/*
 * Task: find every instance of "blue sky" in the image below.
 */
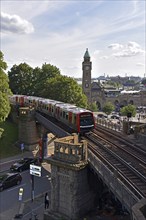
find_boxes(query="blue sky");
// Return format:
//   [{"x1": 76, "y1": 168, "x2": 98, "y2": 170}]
[{"x1": 1, "y1": 0, "x2": 145, "y2": 78}]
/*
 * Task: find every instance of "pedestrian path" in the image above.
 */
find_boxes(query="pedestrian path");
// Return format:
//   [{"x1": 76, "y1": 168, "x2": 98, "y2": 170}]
[{"x1": 22, "y1": 194, "x2": 45, "y2": 220}]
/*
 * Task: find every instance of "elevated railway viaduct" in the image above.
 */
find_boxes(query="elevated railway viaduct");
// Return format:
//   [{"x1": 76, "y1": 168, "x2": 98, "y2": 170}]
[{"x1": 10, "y1": 107, "x2": 146, "y2": 220}]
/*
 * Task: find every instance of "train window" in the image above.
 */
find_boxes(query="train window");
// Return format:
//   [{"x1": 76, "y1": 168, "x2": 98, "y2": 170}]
[
  {"x1": 80, "y1": 115, "x2": 94, "y2": 126},
  {"x1": 66, "y1": 113, "x2": 68, "y2": 120},
  {"x1": 63, "y1": 111, "x2": 65, "y2": 118},
  {"x1": 74, "y1": 115, "x2": 76, "y2": 123}
]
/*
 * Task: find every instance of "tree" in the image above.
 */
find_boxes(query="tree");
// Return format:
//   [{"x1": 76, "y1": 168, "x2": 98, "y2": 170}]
[
  {"x1": 8, "y1": 63, "x2": 61, "y2": 96},
  {"x1": 120, "y1": 104, "x2": 136, "y2": 117},
  {"x1": 88, "y1": 102, "x2": 98, "y2": 112},
  {"x1": 105, "y1": 80, "x2": 122, "y2": 89},
  {"x1": 35, "y1": 63, "x2": 61, "y2": 96},
  {"x1": 102, "y1": 102, "x2": 115, "y2": 115},
  {"x1": 8, "y1": 63, "x2": 33, "y2": 95},
  {"x1": 31, "y1": 67, "x2": 42, "y2": 96},
  {"x1": 41, "y1": 63, "x2": 60, "y2": 79},
  {"x1": 0, "y1": 51, "x2": 12, "y2": 124},
  {"x1": 40, "y1": 75, "x2": 88, "y2": 108},
  {"x1": 141, "y1": 78, "x2": 146, "y2": 85}
]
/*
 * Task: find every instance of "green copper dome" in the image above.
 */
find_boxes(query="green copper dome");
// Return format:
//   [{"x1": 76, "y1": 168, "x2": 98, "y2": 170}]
[{"x1": 84, "y1": 48, "x2": 90, "y2": 58}]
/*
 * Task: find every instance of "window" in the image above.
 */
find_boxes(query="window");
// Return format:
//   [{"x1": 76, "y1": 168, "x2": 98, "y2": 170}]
[{"x1": 66, "y1": 113, "x2": 68, "y2": 120}]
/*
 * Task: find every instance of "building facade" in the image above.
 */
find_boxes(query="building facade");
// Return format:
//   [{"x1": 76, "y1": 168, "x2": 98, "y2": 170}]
[{"x1": 82, "y1": 49, "x2": 146, "y2": 110}]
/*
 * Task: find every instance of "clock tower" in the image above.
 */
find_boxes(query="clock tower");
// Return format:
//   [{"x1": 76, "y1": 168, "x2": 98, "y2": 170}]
[{"x1": 82, "y1": 48, "x2": 92, "y2": 103}]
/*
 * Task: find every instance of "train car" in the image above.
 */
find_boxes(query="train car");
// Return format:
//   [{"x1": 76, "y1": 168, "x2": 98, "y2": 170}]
[
  {"x1": 54, "y1": 102, "x2": 76, "y2": 120},
  {"x1": 9, "y1": 95, "x2": 95, "y2": 133},
  {"x1": 9, "y1": 95, "x2": 25, "y2": 107},
  {"x1": 38, "y1": 99, "x2": 63, "y2": 117},
  {"x1": 24, "y1": 96, "x2": 40, "y2": 108},
  {"x1": 54, "y1": 102, "x2": 95, "y2": 133},
  {"x1": 68, "y1": 107, "x2": 95, "y2": 133}
]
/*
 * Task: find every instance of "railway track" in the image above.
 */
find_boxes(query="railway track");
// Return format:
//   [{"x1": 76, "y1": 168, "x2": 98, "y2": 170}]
[
  {"x1": 95, "y1": 123, "x2": 146, "y2": 153},
  {"x1": 93, "y1": 128, "x2": 146, "y2": 175},
  {"x1": 37, "y1": 112, "x2": 146, "y2": 198},
  {"x1": 84, "y1": 131, "x2": 146, "y2": 199}
]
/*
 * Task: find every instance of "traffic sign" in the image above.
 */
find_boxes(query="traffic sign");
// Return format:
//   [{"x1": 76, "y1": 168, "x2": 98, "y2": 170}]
[
  {"x1": 20, "y1": 143, "x2": 24, "y2": 151},
  {"x1": 30, "y1": 170, "x2": 41, "y2": 177},
  {"x1": 30, "y1": 164, "x2": 41, "y2": 177}
]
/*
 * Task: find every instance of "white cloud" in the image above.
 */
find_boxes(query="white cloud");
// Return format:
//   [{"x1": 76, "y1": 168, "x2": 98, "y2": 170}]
[
  {"x1": 1, "y1": 12, "x2": 34, "y2": 34},
  {"x1": 127, "y1": 41, "x2": 140, "y2": 49},
  {"x1": 108, "y1": 43, "x2": 123, "y2": 50},
  {"x1": 136, "y1": 63, "x2": 144, "y2": 66},
  {"x1": 100, "y1": 56, "x2": 108, "y2": 59},
  {"x1": 110, "y1": 41, "x2": 145, "y2": 58},
  {"x1": 93, "y1": 50, "x2": 100, "y2": 55},
  {"x1": 1, "y1": 0, "x2": 145, "y2": 78}
]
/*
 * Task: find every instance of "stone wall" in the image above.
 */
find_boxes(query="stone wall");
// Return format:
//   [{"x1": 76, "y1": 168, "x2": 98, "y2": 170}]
[
  {"x1": 18, "y1": 107, "x2": 39, "y2": 150},
  {"x1": 45, "y1": 134, "x2": 94, "y2": 220}
]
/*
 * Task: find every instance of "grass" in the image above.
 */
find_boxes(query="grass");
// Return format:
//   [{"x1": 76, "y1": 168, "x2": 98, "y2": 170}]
[{"x1": 0, "y1": 120, "x2": 21, "y2": 159}]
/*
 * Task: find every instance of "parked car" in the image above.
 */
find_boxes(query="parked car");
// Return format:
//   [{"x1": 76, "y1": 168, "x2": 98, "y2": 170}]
[
  {"x1": 0, "y1": 172, "x2": 22, "y2": 192},
  {"x1": 97, "y1": 113, "x2": 108, "y2": 119},
  {"x1": 10, "y1": 157, "x2": 37, "y2": 172},
  {"x1": 111, "y1": 115, "x2": 120, "y2": 120}
]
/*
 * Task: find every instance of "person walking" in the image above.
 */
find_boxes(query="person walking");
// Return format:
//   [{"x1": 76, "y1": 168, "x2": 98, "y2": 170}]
[{"x1": 44, "y1": 192, "x2": 49, "y2": 209}]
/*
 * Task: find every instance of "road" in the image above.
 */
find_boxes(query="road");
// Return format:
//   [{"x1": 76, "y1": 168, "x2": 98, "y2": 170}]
[{"x1": 0, "y1": 161, "x2": 51, "y2": 220}]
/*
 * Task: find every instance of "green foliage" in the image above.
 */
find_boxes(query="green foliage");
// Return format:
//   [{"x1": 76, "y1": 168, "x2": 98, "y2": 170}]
[
  {"x1": 8, "y1": 61, "x2": 87, "y2": 108},
  {"x1": 104, "y1": 80, "x2": 122, "y2": 89},
  {"x1": 141, "y1": 78, "x2": 146, "y2": 85},
  {"x1": 8, "y1": 63, "x2": 33, "y2": 95},
  {"x1": 0, "y1": 120, "x2": 20, "y2": 158},
  {"x1": 120, "y1": 104, "x2": 136, "y2": 117},
  {"x1": 102, "y1": 102, "x2": 115, "y2": 115},
  {"x1": 41, "y1": 63, "x2": 60, "y2": 79},
  {"x1": 0, "y1": 51, "x2": 12, "y2": 123},
  {"x1": 40, "y1": 75, "x2": 88, "y2": 108},
  {"x1": 0, "y1": 127, "x2": 4, "y2": 138},
  {"x1": 35, "y1": 63, "x2": 61, "y2": 96},
  {"x1": 8, "y1": 63, "x2": 61, "y2": 96},
  {"x1": 88, "y1": 102, "x2": 98, "y2": 112}
]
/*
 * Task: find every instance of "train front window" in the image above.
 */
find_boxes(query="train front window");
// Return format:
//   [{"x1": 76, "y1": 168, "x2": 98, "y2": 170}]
[{"x1": 80, "y1": 116, "x2": 94, "y2": 126}]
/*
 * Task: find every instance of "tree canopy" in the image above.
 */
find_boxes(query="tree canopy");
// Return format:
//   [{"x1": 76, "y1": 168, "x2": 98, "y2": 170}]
[
  {"x1": 8, "y1": 62, "x2": 87, "y2": 108},
  {"x1": 120, "y1": 104, "x2": 136, "y2": 117},
  {"x1": 8, "y1": 63, "x2": 61, "y2": 96},
  {"x1": 40, "y1": 75, "x2": 88, "y2": 108},
  {"x1": 102, "y1": 102, "x2": 115, "y2": 115},
  {"x1": 0, "y1": 51, "x2": 12, "y2": 123},
  {"x1": 8, "y1": 63, "x2": 33, "y2": 95},
  {"x1": 88, "y1": 102, "x2": 98, "y2": 112},
  {"x1": 141, "y1": 78, "x2": 146, "y2": 85}
]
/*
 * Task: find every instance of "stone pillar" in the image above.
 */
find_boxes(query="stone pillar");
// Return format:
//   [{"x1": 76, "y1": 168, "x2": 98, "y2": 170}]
[
  {"x1": 122, "y1": 120, "x2": 129, "y2": 134},
  {"x1": 44, "y1": 134, "x2": 94, "y2": 220},
  {"x1": 18, "y1": 107, "x2": 39, "y2": 150}
]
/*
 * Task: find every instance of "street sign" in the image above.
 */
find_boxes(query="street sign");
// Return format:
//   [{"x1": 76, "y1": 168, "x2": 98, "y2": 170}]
[
  {"x1": 30, "y1": 164, "x2": 41, "y2": 177},
  {"x1": 30, "y1": 170, "x2": 41, "y2": 177},
  {"x1": 20, "y1": 143, "x2": 24, "y2": 151}
]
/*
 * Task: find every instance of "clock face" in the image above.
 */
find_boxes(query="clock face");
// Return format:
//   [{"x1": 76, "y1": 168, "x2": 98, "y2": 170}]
[
  {"x1": 85, "y1": 66, "x2": 89, "y2": 70},
  {"x1": 85, "y1": 83, "x2": 89, "y2": 88}
]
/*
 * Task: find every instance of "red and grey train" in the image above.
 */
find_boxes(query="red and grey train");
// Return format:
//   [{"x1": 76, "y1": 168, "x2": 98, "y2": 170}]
[{"x1": 9, "y1": 95, "x2": 95, "y2": 133}]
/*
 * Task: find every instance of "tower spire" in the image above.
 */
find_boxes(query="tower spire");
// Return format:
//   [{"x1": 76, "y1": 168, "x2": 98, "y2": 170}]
[{"x1": 84, "y1": 48, "x2": 90, "y2": 59}]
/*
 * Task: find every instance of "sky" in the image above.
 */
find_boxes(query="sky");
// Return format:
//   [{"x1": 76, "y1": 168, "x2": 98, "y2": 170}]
[{"x1": 1, "y1": 0, "x2": 146, "y2": 78}]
